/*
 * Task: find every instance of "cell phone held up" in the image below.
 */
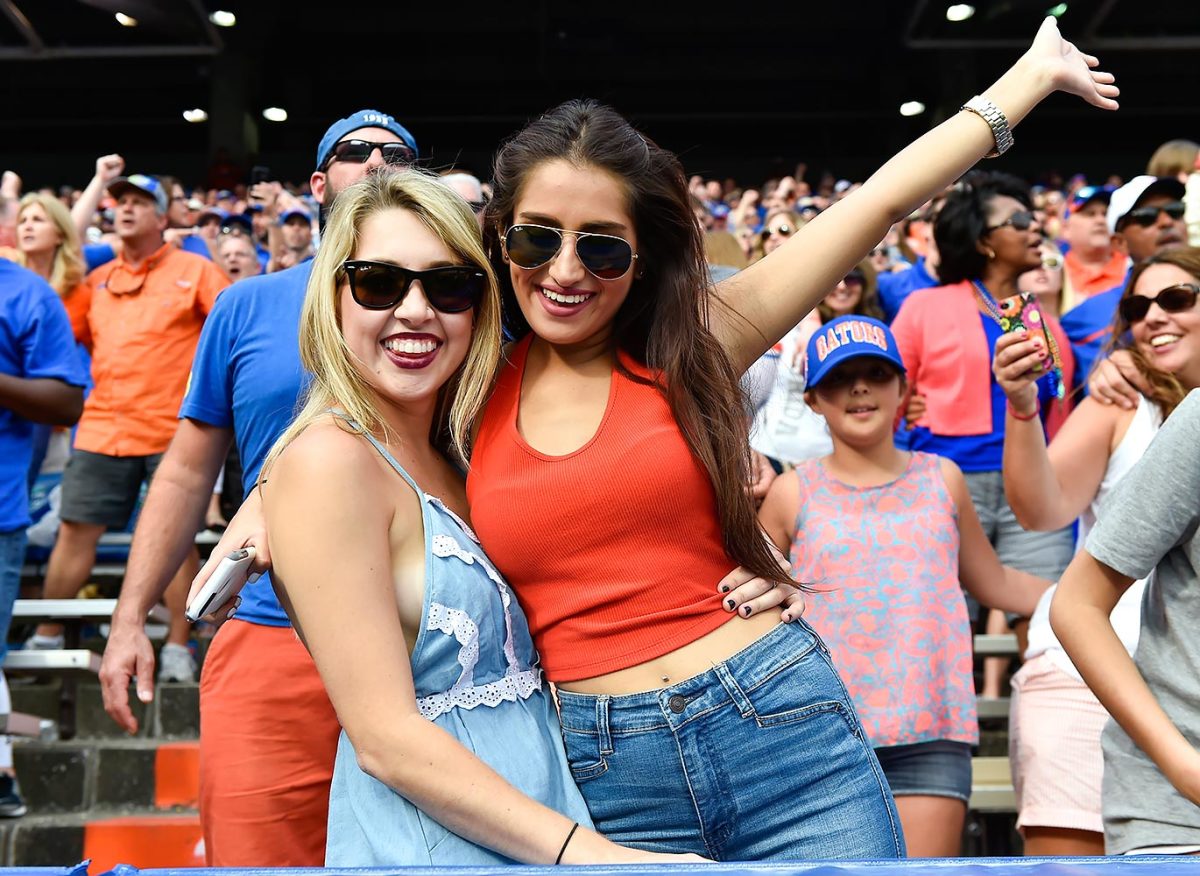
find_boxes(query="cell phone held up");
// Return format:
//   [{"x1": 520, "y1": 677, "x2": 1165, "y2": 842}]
[
  {"x1": 995, "y1": 292, "x2": 1060, "y2": 376},
  {"x1": 185, "y1": 547, "x2": 257, "y2": 623}
]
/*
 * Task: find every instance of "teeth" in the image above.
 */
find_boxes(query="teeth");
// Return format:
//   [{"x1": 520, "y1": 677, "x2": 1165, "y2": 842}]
[
  {"x1": 384, "y1": 338, "x2": 438, "y2": 354},
  {"x1": 1150, "y1": 335, "x2": 1180, "y2": 347},
  {"x1": 541, "y1": 288, "x2": 591, "y2": 305}
]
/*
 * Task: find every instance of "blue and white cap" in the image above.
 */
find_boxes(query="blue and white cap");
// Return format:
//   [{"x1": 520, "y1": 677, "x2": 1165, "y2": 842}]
[
  {"x1": 804, "y1": 315, "x2": 906, "y2": 389},
  {"x1": 316, "y1": 109, "x2": 419, "y2": 171},
  {"x1": 107, "y1": 174, "x2": 168, "y2": 214}
]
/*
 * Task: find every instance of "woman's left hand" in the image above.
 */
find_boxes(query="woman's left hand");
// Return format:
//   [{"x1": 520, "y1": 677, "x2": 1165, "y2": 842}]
[
  {"x1": 1025, "y1": 17, "x2": 1119, "y2": 110},
  {"x1": 718, "y1": 556, "x2": 805, "y2": 622}
]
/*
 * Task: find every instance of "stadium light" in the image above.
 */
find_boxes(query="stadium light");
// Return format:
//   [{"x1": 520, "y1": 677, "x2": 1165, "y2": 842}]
[
  {"x1": 899, "y1": 101, "x2": 926, "y2": 117},
  {"x1": 945, "y1": 4, "x2": 975, "y2": 22},
  {"x1": 262, "y1": 107, "x2": 288, "y2": 123},
  {"x1": 209, "y1": 11, "x2": 237, "y2": 27},
  {"x1": 115, "y1": 12, "x2": 138, "y2": 26},
  {"x1": 183, "y1": 109, "x2": 208, "y2": 123}
]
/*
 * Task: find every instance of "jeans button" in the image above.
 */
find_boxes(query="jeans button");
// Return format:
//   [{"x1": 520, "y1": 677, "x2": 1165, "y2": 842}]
[{"x1": 668, "y1": 694, "x2": 687, "y2": 714}]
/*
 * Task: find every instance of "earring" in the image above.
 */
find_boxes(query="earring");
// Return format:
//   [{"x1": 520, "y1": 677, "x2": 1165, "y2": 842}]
[{"x1": 986, "y1": 248, "x2": 996, "y2": 260}]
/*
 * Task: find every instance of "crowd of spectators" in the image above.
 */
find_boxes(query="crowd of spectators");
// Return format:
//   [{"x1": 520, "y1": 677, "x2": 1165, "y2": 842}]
[{"x1": 1, "y1": 114, "x2": 1199, "y2": 861}]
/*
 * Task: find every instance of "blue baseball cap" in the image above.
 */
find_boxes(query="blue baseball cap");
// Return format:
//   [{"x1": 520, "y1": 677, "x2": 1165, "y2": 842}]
[
  {"x1": 1070, "y1": 184, "x2": 1115, "y2": 213},
  {"x1": 107, "y1": 174, "x2": 168, "y2": 214},
  {"x1": 805, "y1": 315, "x2": 906, "y2": 389},
  {"x1": 279, "y1": 207, "x2": 312, "y2": 225},
  {"x1": 316, "y1": 109, "x2": 418, "y2": 172},
  {"x1": 219, "y1": 213, "x2": 254, "y2": 235}
]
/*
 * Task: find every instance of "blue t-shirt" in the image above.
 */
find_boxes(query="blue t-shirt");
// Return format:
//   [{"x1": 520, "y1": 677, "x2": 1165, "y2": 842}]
[
  {"x1": 877, "y1": 257, "x2": 938, "y2": 324},
  {"x1": 1060, "y1": 270, "x2": 1129, "y2": 391},
  {"x1": 83, "y1": 243, "x2": 115, "y2": 273},
  {"x1": 0, "y1": 262, "x2": 88, "y2": 532},
  {"x1": 908, "y1": 314, "x2": 1057, "y2": 472},
  {"x1": 180, "y1": 236, "x2": 211, "y2": 260},
  {"x1": 178, "y1": 259, "x2": 312, "y2": 626}
]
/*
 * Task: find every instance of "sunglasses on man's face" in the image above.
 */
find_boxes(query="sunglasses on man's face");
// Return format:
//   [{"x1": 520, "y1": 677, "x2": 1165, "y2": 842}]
[
  {"x1": 985, "y1": 210, "x2": 1037, "y2": 233},
  {"x1": 1118, "y1": 282, "x2": 1200, "y2": 325},
  {"x1": 321, "y1": 140, "x2": 416, "y2": 172},
  {"x1": 1122, "y1": 201, "x2": 1186, "y2": 229},
  {"x1": 342, "y1": 260, "x2": 485, "y2": 314},
  {"x1": 502, "y1": 223, "x2": 637, "y2": 281}
]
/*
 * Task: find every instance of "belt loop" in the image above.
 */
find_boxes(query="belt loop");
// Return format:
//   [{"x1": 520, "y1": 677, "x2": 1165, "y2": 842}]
[
  {"x1": 596, "y1": 695, "x2": 613, "y2": 756},
  {"x1": 713, "y1": 662, "x2": 753, "y2": 718}
]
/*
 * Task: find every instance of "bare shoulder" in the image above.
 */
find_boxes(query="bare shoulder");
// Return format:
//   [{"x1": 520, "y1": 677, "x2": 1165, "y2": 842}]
[
  {"x1": 936, "y1": 454, "x2": 967, "y2": 504},
  {"x1": 269, "y1": 419, "x2": 386, "y2": 504}
]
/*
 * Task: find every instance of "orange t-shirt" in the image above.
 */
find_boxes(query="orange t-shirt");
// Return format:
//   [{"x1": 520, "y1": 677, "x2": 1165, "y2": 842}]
[
  {"x1": 1064, "y1": 249, "x2": 1129, "y2": 304},
  {"x1": 75, "y1": 243, "x2": 228, "y2": 456},
  {"x1": 467, "y1": 335, "x2": 738, "y2": 682}
]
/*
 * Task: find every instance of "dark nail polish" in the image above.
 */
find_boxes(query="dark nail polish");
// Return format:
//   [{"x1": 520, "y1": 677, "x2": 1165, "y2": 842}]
[
  {"x1": 743, "y1": 606, "x2": 752, "y2": 616},
  {"x1": 720, "y1": 585, "x2": 730, "y2": 593},
  {"x1": 726, "y1": 599, "x2": 736, "y2": 610}
]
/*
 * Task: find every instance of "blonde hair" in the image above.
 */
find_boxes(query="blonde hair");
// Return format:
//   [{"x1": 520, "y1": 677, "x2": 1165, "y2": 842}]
[
  {"x1": 16, "y1": 193, "x2": 84, "y2": 295},
  {"x1": 1146, "y1": 139, "x2": 1200, "y2": 180},
  {"x1": 264, "y1": 170, "x2": 501, "y2": 478}
]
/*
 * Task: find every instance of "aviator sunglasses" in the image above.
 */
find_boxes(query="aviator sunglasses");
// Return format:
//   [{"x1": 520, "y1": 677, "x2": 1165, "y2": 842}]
[
  {"x1": 1122, "y1": 201, "x2": 1186, "y2": 228},
  {"x1": 321, "y1": 140, "x2": 416, "y2": 172},
  {"x1": 1118, "y1": 282, "x2": 1200, "y2": 325},
  {"x1": 502, "y1": 223, "x2": 638, "y2": 281},
  {"x1": 342, "y1": 260, "x2": 486, "y2": 314}
]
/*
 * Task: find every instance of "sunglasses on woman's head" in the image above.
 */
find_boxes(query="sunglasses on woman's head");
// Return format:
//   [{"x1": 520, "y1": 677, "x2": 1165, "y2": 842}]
[
  {"x1": 1118, "y1": 282, "x2": 1200, "y2": 325},
  {"x1": 321, "y1": 140, "x2": 416, "y2": 172},
  {"x1": 342, "y1": 260, "x2": 485, "y2": 314},
  {"x1": 762, "y1": 223, "x2": 796, "y2": 240},
  {"x1": 502, "y1": 224, "x2": 637, "y2": 281},
  {"x1": 985, "y1": 210, "x2": 1036, "y2": 233}
]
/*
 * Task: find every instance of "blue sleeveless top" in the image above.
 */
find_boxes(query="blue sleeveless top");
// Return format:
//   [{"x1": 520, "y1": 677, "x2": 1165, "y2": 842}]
[{"x1": 323, "y1": 417, "x2": 594, "y2": 866}]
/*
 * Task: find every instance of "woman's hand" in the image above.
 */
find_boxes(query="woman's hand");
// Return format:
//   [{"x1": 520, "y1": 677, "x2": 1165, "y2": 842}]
[
  {"x1": 187, "y1": 487, "x2": 272, "y2": 623},
  {"x1": 1088, "y1": 350, "x2": 1147, "y2": 409},
  {"x1": 717, "y1": 553, "x2": 805, "y2": 623},
  {"x1": 992, "y1": 330, "x2": 1044, "y2": 415},
  {"x1": 1024, "y1": 17, "x2": 1119, "y2": 110}
]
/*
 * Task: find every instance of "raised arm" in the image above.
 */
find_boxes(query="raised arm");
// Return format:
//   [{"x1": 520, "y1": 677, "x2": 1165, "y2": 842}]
[
  {"x1": 71, "y1": 154, "x2": 125, "y2": 243},
  {"x1": 712, "y1": 18, "x2": 1118, "y2": 372},
  {"x1": 265, "y1": 429, "x2": 682, "y2": 865},
  {"x1": 941, "y1": 457, "x2": 1049, "y2": 616},
  {"x1": 994, "y1": 330, "x2": 1117, "y2": 530}
]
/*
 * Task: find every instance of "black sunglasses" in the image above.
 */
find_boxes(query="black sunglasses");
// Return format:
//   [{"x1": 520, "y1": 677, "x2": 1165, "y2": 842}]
[
  {"x1": 762, "y1": 223, "x2": 796, "y2": 240},
  {"x1": 342, "y1": 260, "x2": 485, "y2": 314},
  {"x1": 321, "y1": 140, "x2": 416, "y2": 172},
  {"x1": 1122, "y1": 201, "x2": 1186, "y2": 229},
  {"x1": 502, "y1": 223, "x2": 637, "y2": 281},
  {"x1": 985, "y1": 210, "x2": 1037, "y2": 233},
  {"x1": 1118, "y1": 282, "x2": 1200, "y2": 324}
]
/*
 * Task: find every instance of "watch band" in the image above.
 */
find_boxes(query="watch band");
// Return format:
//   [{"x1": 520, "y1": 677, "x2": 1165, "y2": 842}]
[{"x1": 961, "y1": 94, "x2": 1014, "y2": 158}]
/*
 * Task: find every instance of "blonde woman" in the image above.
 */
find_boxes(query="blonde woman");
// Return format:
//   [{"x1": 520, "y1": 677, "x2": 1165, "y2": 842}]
[
  {"x1": 5, "y1": 193, "x2": 89, "y2": 341},
  {"x1": 256, "y1": 170, "x2": 700, "y2": 867}
]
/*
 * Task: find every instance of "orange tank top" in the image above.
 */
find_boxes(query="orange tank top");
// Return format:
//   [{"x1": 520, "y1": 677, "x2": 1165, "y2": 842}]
[{"x1": 467, "y1": 334, "x2": 737, "y2": 682}]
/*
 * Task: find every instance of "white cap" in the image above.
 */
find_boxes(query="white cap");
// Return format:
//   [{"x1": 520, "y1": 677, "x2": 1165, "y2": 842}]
[{"x1": 1107, "y1": 175, "x2": 1186, "y2": 234}]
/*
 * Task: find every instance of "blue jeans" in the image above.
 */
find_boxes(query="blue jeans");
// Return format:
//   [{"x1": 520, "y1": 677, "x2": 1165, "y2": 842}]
[
  {"x1": 0, "y1": 529, "x2": 26, "y2": 663},
  {"x1": 555, "y1": 620, "x2": 905, "y2": 860}
]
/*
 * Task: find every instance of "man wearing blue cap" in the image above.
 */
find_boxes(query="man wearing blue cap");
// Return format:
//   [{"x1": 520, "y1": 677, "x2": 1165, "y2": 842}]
[{"x1": 99, "y1": 109, "x2": 419, "y2": 865}]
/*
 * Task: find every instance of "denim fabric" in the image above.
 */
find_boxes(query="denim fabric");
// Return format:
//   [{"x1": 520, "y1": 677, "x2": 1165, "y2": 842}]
[
  {"x1": 556, "y1": 620, "x2": 905, "y2": 861},
  {"x1": 0, "y1": 529, "x2": 26, "y2": 663},
  {"x1": 873, "y1": 739, "x2": 972, "y2": 803}
]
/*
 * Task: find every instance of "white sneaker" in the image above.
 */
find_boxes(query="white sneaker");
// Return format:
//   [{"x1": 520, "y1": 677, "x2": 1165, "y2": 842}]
[
  {"x1": 24, "y1": 634, "x2": 64, "y2": 651},
  {"x1": 157, "y1": 643, "x2": 196, "y2": 683}
]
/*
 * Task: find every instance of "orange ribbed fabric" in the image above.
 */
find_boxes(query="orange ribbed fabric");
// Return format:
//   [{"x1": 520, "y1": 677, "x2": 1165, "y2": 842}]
[{"x1": 468, "y1": 335, "x2": 736, "y2": 682}]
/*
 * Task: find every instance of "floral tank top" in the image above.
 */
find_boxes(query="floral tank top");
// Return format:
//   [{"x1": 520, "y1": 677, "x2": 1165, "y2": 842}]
[{"x1": 789, "y1": 452, "x2": 977, "y2": 747}]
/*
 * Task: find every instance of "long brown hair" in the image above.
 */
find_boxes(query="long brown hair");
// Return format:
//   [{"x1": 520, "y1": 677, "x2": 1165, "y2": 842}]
[
  {"x1": 1107, "y1": 246, "x2": 1200, "y2": 420},
  {"x1": 483, "y1": 99, "x2": 790, "y2": 587}
]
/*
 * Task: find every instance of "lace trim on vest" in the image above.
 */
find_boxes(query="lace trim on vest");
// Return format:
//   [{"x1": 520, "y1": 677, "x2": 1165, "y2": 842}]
[
  {"x1": 427, "y1": 602, "x2": 479, "y2": 690},
  {"x1": 431, "y1": 534, "x2": 520, "y2": 674},
  {"x1": 415, "y1": 667, "x2": 542, "y2": 721},
  {"x1": 428, "y1": 496, "x2": 481, "y2": 544}
]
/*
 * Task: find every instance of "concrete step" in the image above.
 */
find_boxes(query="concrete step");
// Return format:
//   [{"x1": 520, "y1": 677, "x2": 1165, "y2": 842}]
[
  {"x1": 2, "y1": 811, "x2": 204, "y2": 868},
  {"x1": 13, "y1": 738, "x2": 199, "y2": 815},
  {"x1": 10, "y1": 680, "x2": 198, "y2": 741}
]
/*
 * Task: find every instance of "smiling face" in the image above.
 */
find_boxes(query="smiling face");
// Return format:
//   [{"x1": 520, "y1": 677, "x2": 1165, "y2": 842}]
[
  {"x1": 506, "y1": 159, "x2": 638, "y2": 352},
  {"x1": 823, "y1": 272, "x2": 865, "y2": 318},
  {"x1": 981, "y1": 194, "x2": 1043, "y2": 274},
  {"x1": 807, "y1": 358, "x2": 905, "y2": 449},
  {"x1": 16, "y1": 202, "x2": 62, "y2": 257},
  {"x1": 339, "y1": 207, "x2": 475, "y2": 409},
  {"x1": 1126, "y1": 262, "x2": 1200, "y2": 390}
]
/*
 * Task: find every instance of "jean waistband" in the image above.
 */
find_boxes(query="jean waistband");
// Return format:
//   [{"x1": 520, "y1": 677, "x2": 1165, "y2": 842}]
[{"x1": 556, "y1": 619, "x2": 827, "y2": 734}]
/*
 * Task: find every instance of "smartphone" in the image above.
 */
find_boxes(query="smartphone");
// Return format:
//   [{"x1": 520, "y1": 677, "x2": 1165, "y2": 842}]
[
  {"x1": 996, "y1": 292, "x2": 1060, "y2": 374},
  {"x1": 249, "y1": 165, "x2": 272, "y2": 186},
  {"x1": 185, "y1": 547, "x2": 257, "y2": 622}
]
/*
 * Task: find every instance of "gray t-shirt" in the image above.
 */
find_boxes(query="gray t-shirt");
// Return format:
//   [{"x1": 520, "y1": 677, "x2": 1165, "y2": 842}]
[{"x1": 1086, "y1": 388, "x2": 1200, "y2": 854}]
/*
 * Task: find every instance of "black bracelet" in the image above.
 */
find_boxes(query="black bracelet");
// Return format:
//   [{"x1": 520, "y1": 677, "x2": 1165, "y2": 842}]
[{"x1": 555, "y1": 821, "x2": 580, "y2": 865}]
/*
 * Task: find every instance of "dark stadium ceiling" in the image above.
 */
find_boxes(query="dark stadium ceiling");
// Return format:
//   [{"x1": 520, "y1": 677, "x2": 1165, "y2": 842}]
[{"x1": 1, "y1": 0, "x2": 1198, "y2": 186}]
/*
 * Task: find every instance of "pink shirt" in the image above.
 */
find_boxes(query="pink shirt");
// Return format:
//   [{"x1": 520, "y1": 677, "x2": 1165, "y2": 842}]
[{"x1": 789, "y1": 453, "x2": 977, "y2": 747}]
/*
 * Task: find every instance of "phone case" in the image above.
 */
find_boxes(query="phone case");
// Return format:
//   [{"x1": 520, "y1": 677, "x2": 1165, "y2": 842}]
[{"x1": 996, "y1": 292, "x2": 1060, "y2": 374}]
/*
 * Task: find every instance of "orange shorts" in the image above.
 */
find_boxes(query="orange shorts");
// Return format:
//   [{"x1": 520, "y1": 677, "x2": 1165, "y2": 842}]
[{"x1": 199, "y1": 619, "x2": 340, "y2": 865}]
